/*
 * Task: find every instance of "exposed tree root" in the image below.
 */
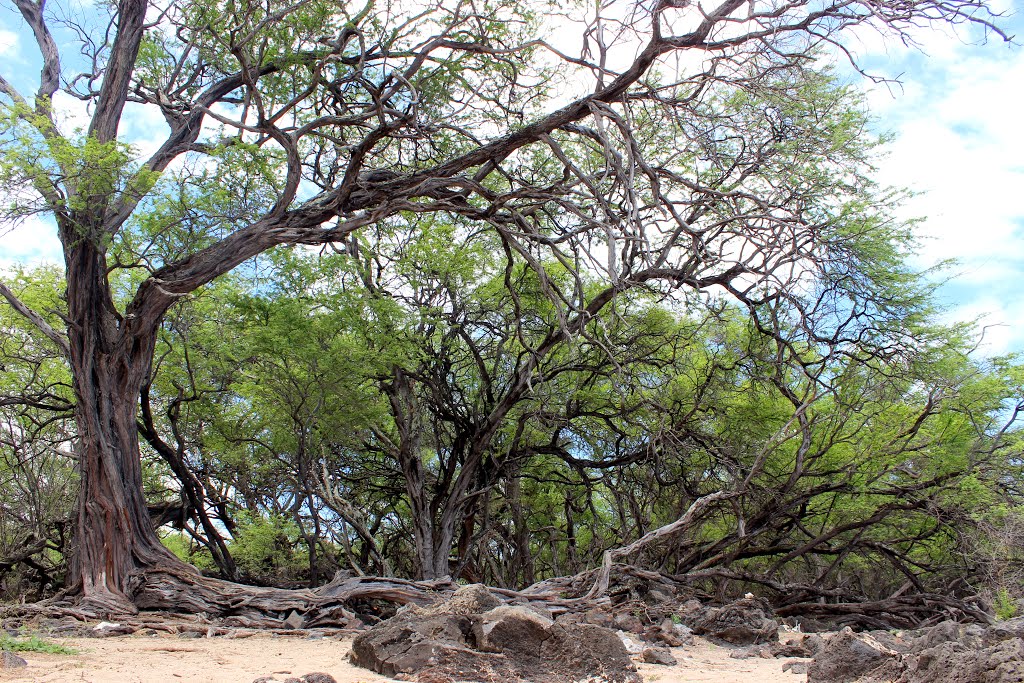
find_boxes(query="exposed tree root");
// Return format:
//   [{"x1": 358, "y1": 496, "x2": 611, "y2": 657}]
[
  {"x1": 2, "y1": 565, "x2": 458, "y2": 630},
  {"x1": 0, "y1": 560, "x2": 994, "y2": 634}
]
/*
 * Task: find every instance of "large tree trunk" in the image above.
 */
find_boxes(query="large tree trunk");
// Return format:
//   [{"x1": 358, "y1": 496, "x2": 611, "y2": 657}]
[{"x1": 64, "y1": 239, "x2": 187, "y2": 612}]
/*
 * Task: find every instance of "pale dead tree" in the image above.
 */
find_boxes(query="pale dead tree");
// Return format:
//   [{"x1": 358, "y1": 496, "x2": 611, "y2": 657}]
[{"x1": 0, "y1": 0, "x2": 1007, "y2": 621}]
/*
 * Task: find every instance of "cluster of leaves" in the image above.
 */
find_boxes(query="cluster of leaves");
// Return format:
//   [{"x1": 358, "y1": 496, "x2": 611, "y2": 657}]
[
  {"x1": 0, "y1": 631, "x2": 77, "y2": 655},
  {"x1": 0, "y1": 0, "x2": 1018, "y2": 612},
  {"x1": 0, "y1": 267, "x2": 74, "y2": 600},
  {"x1": 107, "y1": 213, "x2": 1024, "y2": 595}
]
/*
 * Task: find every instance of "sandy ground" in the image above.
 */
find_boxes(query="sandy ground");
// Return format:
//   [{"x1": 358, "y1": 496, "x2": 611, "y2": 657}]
[{"x1": 0, "y1": 634, "x2": 808, "y2": 683}]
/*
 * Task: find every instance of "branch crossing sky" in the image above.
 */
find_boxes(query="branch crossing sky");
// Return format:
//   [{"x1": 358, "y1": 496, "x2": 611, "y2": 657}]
[{"x1": 0, "y1": 2, "x2": 1021, "y2": 354}]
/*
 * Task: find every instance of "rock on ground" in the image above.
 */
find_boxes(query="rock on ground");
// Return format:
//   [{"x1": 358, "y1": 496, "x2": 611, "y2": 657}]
[
  {"x1": 350, "y1": 584, "x2": 641, "y2": 683},
  {"x1": 808, "y1": 619, "x2": 1024, "y2": 683},
  {"x1": 640, "y1": 646, "x2": 678, "y2": 666},
  {"x1": 1, "y1": 651, "x2": 28, "y2": 669},
  {"x1": 807, "y1": 628, "x2": 901, "y2": 683},
  {"x1": 254, "y1": 674, "x2": 337, "y2": 683},
  {"x1": 902, "y1": 636, "x2": 1024, "y2": 683},
  {"x1": 682, "y1": 597, "x2": 780, "y2": 645}
]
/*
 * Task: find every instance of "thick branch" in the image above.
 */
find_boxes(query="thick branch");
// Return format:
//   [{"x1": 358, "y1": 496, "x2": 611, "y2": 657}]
[
  {"x1": 0, "y1": 280, "x2": 70, "y2": 357},
  {"x1": 585, "y1": 490, "x2": 734, "y2": 599}
]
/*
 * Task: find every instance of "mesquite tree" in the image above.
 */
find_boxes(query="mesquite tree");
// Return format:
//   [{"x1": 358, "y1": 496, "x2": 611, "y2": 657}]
[{"x1": 0, "y1": 0, "x2": 1007, "y2": 616}]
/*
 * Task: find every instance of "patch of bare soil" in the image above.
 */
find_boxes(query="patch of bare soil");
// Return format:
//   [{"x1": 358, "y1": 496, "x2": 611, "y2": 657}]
[{"x1": 0, "y1": 634, "x2": 809, "y2": 683}]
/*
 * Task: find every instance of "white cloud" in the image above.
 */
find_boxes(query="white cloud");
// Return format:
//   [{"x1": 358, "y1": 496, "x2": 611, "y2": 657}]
[
  {"x1": 0, "y1": 215, "x2": 63, "y2": 270},
  {"x1": 50, "y1": 90, "x2": 93, "y2": 137},
  {"x1": 120, "y1": 101, "x2": 172, "y2": 161},
  {"x1": 0, "y1": 29, "x2": 18, "y2": 57},
  {"x1": 847, "y1": 22, "x2": 1024, "y2": 354}
]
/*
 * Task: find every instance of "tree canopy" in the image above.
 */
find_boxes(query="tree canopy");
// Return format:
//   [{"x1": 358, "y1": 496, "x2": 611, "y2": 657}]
[{"x1": 0, "y1": 0, "x2": 1019, "y2": 625}]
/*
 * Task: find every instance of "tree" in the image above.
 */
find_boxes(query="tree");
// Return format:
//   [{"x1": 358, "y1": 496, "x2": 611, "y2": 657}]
[
  {"x1": 0, "y1": 0, "x2": 1007, "y2": 617},
  {"x1": 0, "y1": 267, "x2": 75, "y2": 598}
]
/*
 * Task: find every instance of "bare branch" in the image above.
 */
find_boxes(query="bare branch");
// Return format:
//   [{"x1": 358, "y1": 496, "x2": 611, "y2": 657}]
[{"x1": 0, "y1": 280, "x2": 70, "y2": 358}]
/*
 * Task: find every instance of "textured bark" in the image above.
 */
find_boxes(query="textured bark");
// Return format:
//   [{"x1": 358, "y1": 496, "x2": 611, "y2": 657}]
[
  {"x1": 2, "y1": 0, "x2": 1009, "y2": 623},
  {"x1": 64, "y1": 236, "x2": 184, "y2": 612},
  {"x1": 138, "y1": 385, "x2": 239, "y2": 580},
  {"x1": 126, "y1": 569, "x2": 453, "y2": 627}
]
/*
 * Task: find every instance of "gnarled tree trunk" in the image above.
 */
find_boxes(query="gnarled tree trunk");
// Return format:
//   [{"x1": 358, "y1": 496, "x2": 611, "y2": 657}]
[{"x1": 64, "y1": 238, "x2": 187, "y2": 612}]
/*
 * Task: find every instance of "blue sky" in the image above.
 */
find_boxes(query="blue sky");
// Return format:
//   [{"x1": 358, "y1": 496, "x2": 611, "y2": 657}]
[
  {"x1": 841, "y1": 8, "x2": 1024, "y2": 356},
  {"x1": 1, "y1": 3, "x2": 1022, "y2": 355}
]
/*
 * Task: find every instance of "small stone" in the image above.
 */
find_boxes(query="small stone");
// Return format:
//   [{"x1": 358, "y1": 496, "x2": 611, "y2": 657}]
[
  {"x1": 641, "y1": 647, "x2": 678, "y2": 666},
  {"x1": 729, "y1": 644, "x2": 771, "y2": 659},
  {"x1": 783, "y1": 660, "x2": 809, "y2": 675},
  {"x1": 300, "y1": 674, "x2": 337, "y2": 683},
  {"x1": 771, "y1": 641, "x2": 813, "y2": 658},
  {"x1": 283, "y1": 611, "x2": 304, "y2": 630},
  {"x1": 91, "y1": 621, "x2": 135, "y2": 636},
  {"x1": 618, "y1": 631, "x2": 645, "y2": 654},
  {"x1": 648, "y1": 620, "x2": 693, "y2": 647},
  {"x1": 583, "y1": 609, "x2": 614, "y2": 628},
  {"x1": 680, "y1": 599, "x2": 703, "y2": 614},
  {"x1": 1, "y1": 651, "x2": 28, "y2": 669},
  {"x1": 673, "y1": 622, "x2": 694, "y2": 637},
  {"x1": 613, "y1": 612, "x2": 644, "y2": 634}
]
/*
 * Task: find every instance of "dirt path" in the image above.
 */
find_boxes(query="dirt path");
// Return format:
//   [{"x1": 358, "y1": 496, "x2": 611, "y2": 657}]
[{"x1": 0, "y1": 634, "x2": 808, "y2": 683}]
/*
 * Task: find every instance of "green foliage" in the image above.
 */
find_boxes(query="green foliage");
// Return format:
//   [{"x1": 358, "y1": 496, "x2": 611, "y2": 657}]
[
  {"x1": 0, "y1": 266, "x2": 75, "y2": 599},
  {"x1": 1, "y1": 0, "x2": 1019, "y2": 604},
  {"x1": 161, "y1": 532, "x2": 216, "y2": 573},
  {"x1": 228, "y1": 513, "x2": 303, "y2": 580},
  {"x1": 0, "y1": 632, "x2": 77, "y2": 655},
  {"x1": 995, "y1": 588, "x2": 1019, "y2": 621}
]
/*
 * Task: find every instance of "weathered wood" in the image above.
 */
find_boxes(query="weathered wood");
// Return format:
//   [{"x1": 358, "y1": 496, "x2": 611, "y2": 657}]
[{"x1": 585, "y1": 491, "x2": 733, "y2": 600}]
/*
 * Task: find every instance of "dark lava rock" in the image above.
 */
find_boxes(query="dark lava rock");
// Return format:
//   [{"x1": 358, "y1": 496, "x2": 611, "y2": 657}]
[
  {"x1": 474, "y1": 605, "x2": 554, "y2": 653},
  {"x1": 646, "y1": 619, "x2": 693, "y2": 647},
  {"x1": 259, "y1": 675, "x2": 337, "y2": 683},
  {"x1": 683, "y1": 598, "x2": 779, "y2": 645},
  {"x1": 802, "y1": 633, "x2": 827, "y2": 656},
  {"x1": 783, "y1": 660, "x2": 809, "y2": 675},
  {"x1": 297, "y1": 674, "x2": 338, "y2": 683},
  {"x1": 646, "y1": 589, "x2": 674, "y2": 605},
  {"x1": 987, "y1": 618, "x2": 1024, "y2": 646},
  {"x1": 350, "y1": 610, "x2": 477, "y2": 677},
  {"x1": 897, "y1": 620, "x2": 986, "y2": 653},
  {"x1": 1, "y1": 651, "x2": 28, "y2": 669},
  {"x1": 903, "y1": 638, "x2": 1024, "y2": 683},
  {"x1": 613, "y1": 612, "x2": 645, "y2": 634},
  {"x1": 641, "y1": 646, "x2": 678, "y2": 666},
  {"x1": 350, "y1": 585, "x2": 641, "y2": 683},
  {"x1": 771, "y1": 640, "x2": 814, "y2": 658},
  {"x1": 807, "y1": 628, "x2": 900, "y2": 683},
  {"x1": 808, "y1": 619, "x2": 1024, "y2": 683}
]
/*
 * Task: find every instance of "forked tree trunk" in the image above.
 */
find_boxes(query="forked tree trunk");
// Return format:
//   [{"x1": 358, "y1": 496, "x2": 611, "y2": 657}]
[
  {"x1": 59, "y1": 240, "x2": 425, "y2": 625},
  {"x1": 64, "y1": 240, "x2": 188, "y2": 611}
]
